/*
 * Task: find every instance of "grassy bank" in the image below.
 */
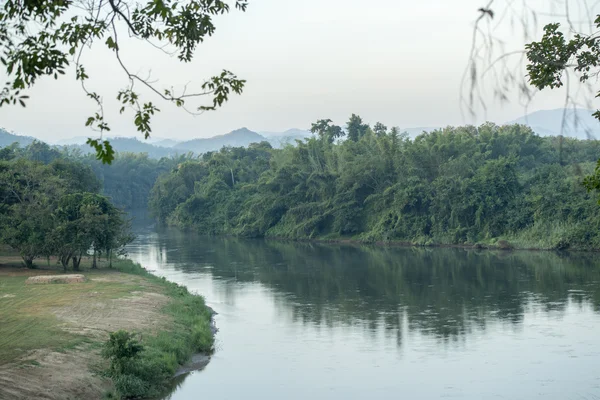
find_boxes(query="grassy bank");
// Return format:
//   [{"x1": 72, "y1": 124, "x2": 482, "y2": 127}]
[
  {"x1": 0, "y1": 256, "x2": 214, "y2": 400},
  {"x1": 103, "y1": 260, "x2": 214, "y2": 399}
]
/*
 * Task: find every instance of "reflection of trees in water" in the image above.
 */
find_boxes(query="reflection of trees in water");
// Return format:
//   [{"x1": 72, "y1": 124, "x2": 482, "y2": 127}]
[{"x1": 149, "y1": 228, "x2": 600, "y2": 341}]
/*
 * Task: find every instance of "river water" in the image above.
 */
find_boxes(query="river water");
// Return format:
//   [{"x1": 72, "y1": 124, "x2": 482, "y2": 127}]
[{"x1": 127, "y1": 226, "x2": 600, "y2": 400}]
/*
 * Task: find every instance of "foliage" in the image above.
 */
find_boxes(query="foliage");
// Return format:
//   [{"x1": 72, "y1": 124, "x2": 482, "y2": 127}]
[
  {"x1": 2, "y1": 140, "x2": 188, "y2": 211},
  {"x1": 83, "y1": 152, "x2": 190, "y2": 211},
  {"x1": 0, "y1": 159, "x2": 64, "y2": 266},
  {"x1": 103, "y1": 260, "x2": 215, "y2": 399},
  {"x1": 150, "y1": 118, "x2": 600, "y2": 250},
  {"x1": 102, "y1": 330, "x2": 144, "y2": 376},
  {"x1": 0, "y1": 155, "x2": 132, "y2": 268},
  {"x1": 0, "y1": 0, "x2": 249, "y2": 163},
  {"x1": 524, "y1": 15, "x2": 600, "y2": 199}
]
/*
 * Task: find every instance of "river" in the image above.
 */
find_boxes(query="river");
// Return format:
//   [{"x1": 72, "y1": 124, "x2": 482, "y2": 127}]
[{"x1": 126, "y1": 225, "x2": 600, "y2": 400}]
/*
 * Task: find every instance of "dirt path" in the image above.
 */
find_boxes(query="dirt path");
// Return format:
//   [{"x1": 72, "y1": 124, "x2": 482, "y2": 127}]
[{"x1": 0, "y1": 265, "x2": 172, "y2": 400}]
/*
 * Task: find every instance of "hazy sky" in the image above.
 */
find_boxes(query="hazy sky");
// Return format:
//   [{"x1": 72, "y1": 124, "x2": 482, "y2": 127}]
[{"x1": 0, "y1": 0, "x2": 591, "y2": 142}]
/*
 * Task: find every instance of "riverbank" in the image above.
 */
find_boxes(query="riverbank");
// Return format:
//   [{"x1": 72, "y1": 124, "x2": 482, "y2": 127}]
[
  {"x1": 201, "y1": 232, "x2": 600, "y2": 252},
  {"x1": 0, "y1": 256, "x2": 214, "y2": 400}
]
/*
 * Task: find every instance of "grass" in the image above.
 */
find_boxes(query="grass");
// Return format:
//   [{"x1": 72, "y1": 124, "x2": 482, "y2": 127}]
[
  {"x1": 0, "y1": 266, "x2": 141, "y2": 364},
  {"x1": 0, "y1": 255, "x2": 215, "y2": 399},
  {"x1": 103, "y1": 259, "x2": 214, "y2": 399}
]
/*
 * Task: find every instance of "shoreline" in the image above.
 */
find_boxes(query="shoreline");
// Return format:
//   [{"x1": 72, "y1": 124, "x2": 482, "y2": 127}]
[
  {"x1": 265, "y1": 236, "x2": 600, "y2": 252},
  {"x1": 0, "y1": 256, "x2": 216, "y2": 400},
  {"x1": 172, "y1": 228, "x2": 600, "y2": 253}
]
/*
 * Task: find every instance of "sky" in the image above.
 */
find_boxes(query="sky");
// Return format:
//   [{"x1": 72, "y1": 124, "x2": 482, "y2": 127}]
[{"x1": 0, "y1": 0, "x2": 595, "y2": 143}]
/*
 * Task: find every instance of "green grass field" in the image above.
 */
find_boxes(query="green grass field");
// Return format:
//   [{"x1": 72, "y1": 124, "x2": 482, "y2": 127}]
[
  {"x1": 0, "y1": 260, "x2": 148, "y2": 365},
  {"x1": 0, "y1": 255, "x2": 215, "y2": 399}
]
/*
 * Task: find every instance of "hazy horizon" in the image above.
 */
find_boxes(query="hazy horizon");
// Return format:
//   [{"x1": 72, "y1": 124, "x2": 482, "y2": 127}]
[{"x1": 0, "y1": 0, "x2": 594, "y2": 142}]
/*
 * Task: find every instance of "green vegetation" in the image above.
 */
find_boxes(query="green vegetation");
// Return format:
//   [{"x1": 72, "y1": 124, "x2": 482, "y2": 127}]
[
  {"x1": 1, "y1": 140, "x2": 191, "y2": 211},
  {"x1": 0, "y1": 0, "x2": 248, "y2": 163},
  {"x1": 0, "y1": 152, "x2": 131, "y2": 268},
  {"x1": 0, "y1": 256, "x2": 214, "y2": 399},
  {"x1": 522, "y1": 14, "x2": 600, "y2": 198},
  {"x1": 100, "y1": 261, "x2": 214, "y2": 399},
  {"x1": 150, "y1": 120, "x2": 600, "y2": 250}
]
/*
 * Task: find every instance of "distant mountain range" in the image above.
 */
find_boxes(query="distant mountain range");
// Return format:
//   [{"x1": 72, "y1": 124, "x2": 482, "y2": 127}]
[
  {"x1": 0, "y1": 128, "x2": 35, "y2": 147},
  {"x1": 507, "y1": 108, "x2": 600, "y2": 139},
  {"x1": 2, "y1": 109, "x2": 597, "y2": 157},
  {"x1": 259, "y1": 128, "x2": 312, "y2": 147},
  {"x1": 173, "y1": 128, "x2": 267, "y2": 154},
  {"x1": 0, "y1": 126, "x2": 313, "y2": 158}
]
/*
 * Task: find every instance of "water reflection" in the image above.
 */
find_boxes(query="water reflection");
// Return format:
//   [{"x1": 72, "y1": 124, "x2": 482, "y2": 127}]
[
  {"x1": 129, "y1": 228, "x2": 600, "y2": 345},
  {"x1": 126, "y1": 226, "x2": 600, "y2": 400}
]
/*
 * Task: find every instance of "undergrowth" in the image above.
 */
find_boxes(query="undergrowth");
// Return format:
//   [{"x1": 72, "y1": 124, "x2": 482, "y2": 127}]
[{"x1": 105, "y1": 260, "x2": 214, "y2": 399}]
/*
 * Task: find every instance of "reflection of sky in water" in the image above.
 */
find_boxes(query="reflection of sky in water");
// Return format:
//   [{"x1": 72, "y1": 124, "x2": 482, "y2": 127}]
[{"x1": 127, "y1": 228, "x2": 600, "y2": 400}]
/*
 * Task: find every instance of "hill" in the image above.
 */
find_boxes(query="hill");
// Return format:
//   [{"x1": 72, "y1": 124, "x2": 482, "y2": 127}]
[
  {"x1": 70, "y1": 137, "x2": 178, "y2": 158},
  {"x1": 175, "y1": 128, "x2": 267, "y2": 153},
  {"x1": 0, "y1": 128, "x2": 36, "y2": 147},
  {"x1": 260, "y1": 128, "x2": 312, "y2": 148},
  {"x1": 151, "y1": 138, "x2": 180, "y2": 147},
  {"x1": 508, "y1": 108, "x2": 600, "y2": 139}
]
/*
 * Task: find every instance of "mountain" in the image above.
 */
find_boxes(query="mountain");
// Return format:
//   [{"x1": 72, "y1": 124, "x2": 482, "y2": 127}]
[
  {"x1": 508, "y1": 108, "x2": 600, "y2": 139},
  {"x1": 260, "y1": 128, "x2": 312, "y2": 148},
  {"x1": 55, "y1": 136, "x2": 91, "y2": 146},
  {"x1": 175, "y1": 128, "x2": 267, "y2": 154},
  {"x1": 151, "y1": 138, "x2": 179, "y2": 148},
  {"x1": 69, "y1": 137, "x2": 177, "y2": 158},
  {"x1": 0, "y1": 128, "x2": 36, "y2": 147}
]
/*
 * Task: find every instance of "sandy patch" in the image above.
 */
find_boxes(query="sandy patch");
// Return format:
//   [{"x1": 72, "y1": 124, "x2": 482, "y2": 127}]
[
  {"x1": 26, "y1": 275, "x2": 86, "y2": 284},
  {"x1": 53, "y1": 291, "x2": 171, "y2": 338},
  {"x1": 0, "y1": 271, "x2": 172, "y2": 399},
  {"x1": 0, "y1": 348, "x2": 110, "y2": 400}
]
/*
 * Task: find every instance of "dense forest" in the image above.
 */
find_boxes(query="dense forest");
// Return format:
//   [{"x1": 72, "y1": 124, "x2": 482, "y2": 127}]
[
  {"x1": 0, "y1": 140, "x2": 191, "y2": 211},
  {"x1": 149, "y1": 117, "x2": 600, "y2": 250},
  {"x1": 0, "y1": 144, "x2": 131, "y2": 269}
]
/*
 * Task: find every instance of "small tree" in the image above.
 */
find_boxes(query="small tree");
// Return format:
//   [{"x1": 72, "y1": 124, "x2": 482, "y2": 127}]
[{"x1": 102, "y1": 330, "x2": 144, "y2": 376}]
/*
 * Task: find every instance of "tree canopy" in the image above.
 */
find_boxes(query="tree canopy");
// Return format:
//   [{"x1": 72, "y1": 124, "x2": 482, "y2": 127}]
[
  {"x1": 149, "y1": 117, "x2": 600, "y2": 250},
  {"x1": 0, "y1": 154, "x2": 132, "y2": 268}
]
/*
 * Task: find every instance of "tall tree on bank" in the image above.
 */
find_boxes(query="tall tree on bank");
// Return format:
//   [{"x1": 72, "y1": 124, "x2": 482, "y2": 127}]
[
  {"x1": 0, "y1": 160, "x2": 63, "y2": 267},
  {"x1": 0, "y1": 0, "x2": 249, "y2": 163},
  {"x1": 52, "y1": 193, "x2": 131, "y2": 271}
]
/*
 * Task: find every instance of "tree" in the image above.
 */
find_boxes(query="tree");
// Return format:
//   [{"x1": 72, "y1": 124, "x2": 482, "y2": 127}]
[
  {"x1": 0, "y1": 0, "x2": 249, "y2": 163},
  {"x1": 465, "y1": 2, "x2": 600, "y2": 201},
  {"x1": 51, "y1": 192, "x2": 131, "y2": 271},
  {"x1": 346, "y1": 114, "x2": 369, "y2": 142},
  {"x1": 373, "y1": 122, "x2": 388, "y2": 137},
  {"x1": 310, "y1": 119, "x2": 344, "y2": 144},
  {"x1": 0, "y1": 160, "x2": 63, "y2": 267}
]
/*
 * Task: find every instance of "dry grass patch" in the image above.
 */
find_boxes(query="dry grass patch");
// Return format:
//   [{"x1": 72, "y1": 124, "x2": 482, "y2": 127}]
[
  {"x1": 0, "y1": 258, "x2": 173, "y2": 399},
  {"x1": 26, "y1": 274, "x2": 86, "y2": 284}
]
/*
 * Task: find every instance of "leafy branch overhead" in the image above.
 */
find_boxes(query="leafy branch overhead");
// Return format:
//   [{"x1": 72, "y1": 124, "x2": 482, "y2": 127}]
[
  {"x1": 523, "y1": 15, "x2": 600, "y2": 194},
  {"x1": 0, "y1": 0, "x2": 249, "y2": 163}
]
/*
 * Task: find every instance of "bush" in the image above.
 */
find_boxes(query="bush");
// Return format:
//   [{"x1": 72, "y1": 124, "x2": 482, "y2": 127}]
[
  {"x1": 102, "y1": 330, "x2": 144, "y2": 376},
  {"x1": 102, "y1": 261, "x2": 215, "y2": 399}
]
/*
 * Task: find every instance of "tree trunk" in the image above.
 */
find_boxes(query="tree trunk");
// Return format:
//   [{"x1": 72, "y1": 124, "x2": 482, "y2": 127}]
[
  {"x1": 22, "y1": 255, "x2": 35, "y2": 269},
  {"x1": 72, "y1": 252, "x2": 82, "y2": 271},
  {"x1": 109, "y1": 249, "x2": 113, "y2": 268},
  {"x1": 60, "y1": 254, "x2": 71, "y2": 273},
  {"x1": 92, "y1": 246, "x2": 97, "y2": 269}
]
